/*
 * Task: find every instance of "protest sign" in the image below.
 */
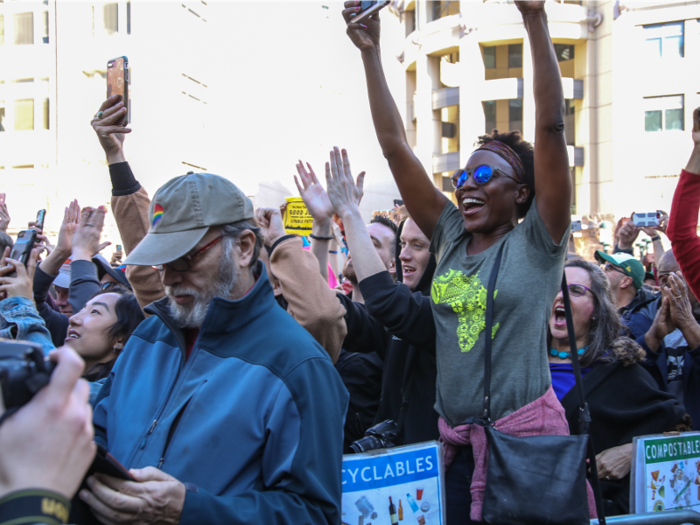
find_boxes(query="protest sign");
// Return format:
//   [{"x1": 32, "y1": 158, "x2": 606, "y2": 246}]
[
  {"x1": 342, "y1": 442, "x2": 445, "y2": 525},
  {"x1": 283, "y1": 197, "x2": 313, "y2": 236},
  {"x1": 631, "y1": 432, "x2": 700, "y2": 513}
]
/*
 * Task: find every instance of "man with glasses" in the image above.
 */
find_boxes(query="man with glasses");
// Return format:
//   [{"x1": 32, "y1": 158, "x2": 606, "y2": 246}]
[
  {"x1": 85, "y1": 172, "x2": 348, "y2": 525},
  {"x1": 594, "y1": 250, "x2": 656, "y2": 338}
]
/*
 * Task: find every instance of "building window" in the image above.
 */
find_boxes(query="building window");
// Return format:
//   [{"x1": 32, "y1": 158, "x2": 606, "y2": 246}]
[
  {"x1": 432, "y1": 1, "x2": 458, "y2": 22},
  {"x1": 644, "y1": 22, "x2": 684, "y2": 59},
  {"x1": 483, "y1": 46, "x2": 496, "y2": 69},
  {"x1": 104, "y1": 3, "x2": 118, "y2": 35},
  {"x1": 404, "y1": 8, "x2": 415, "y2": 37},
  {"x1": 127, "y1": 1, "x2": 131, "y2": 34},
  {"x1": 644, "y1": 95, "x2": 684, "y2": 132},
  {"x1": 564, "y1": 100, "x2": 575, "y2": 145},
  {"x1": 0, "y1": 102, "x2": 5, "y2": 132},
  {"x1": 509, "y1": 99, "x2": 523, "y2": 132},
  {"x1": 0, "y1": 15, "x2": 4, "y2": 45},
  {"x1": 483, "y1": 100, "x2": 496, "y2": 134},
  {"x1": 42, "y1": 11, "x2": 49, "y2": 43},
  {"x1": 508, "y1": 44, "x2": 522, "y2": 68},
  {"x1": 554, "y1": 44, "x2": 575, "y2": 62},
  {"x1": 43, "y1": 98, "x2": 49, "y2": 129},
  {"x1": 14, "y1": 13, "x2": 33, "y2": 45},
  {"x1": 14, "y1": 99, "x2": 34, "y2": 130}
]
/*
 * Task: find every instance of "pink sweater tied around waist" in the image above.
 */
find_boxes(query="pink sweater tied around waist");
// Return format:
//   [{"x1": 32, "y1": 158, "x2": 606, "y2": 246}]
[{"x1": 438, "y1": 385, "x2": 597, "y2": 521}]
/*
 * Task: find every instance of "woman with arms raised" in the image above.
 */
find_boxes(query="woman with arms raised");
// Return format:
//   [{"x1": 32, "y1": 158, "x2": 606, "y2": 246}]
[{"x1": 343, "y1": 1, "x2": 577, "y2": 522}]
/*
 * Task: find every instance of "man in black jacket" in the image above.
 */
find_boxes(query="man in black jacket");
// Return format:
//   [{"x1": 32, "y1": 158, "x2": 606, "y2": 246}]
[{"x1": 325, "y1": 147, "x2": 439, "y2": 446}]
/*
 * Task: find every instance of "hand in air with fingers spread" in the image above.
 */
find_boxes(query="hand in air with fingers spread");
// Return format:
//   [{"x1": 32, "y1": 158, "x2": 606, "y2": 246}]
[
  {"x1": 71, "y1": 206, "x2": 111, "y2": 262},
  {"x1": 325, "y1": 147, "x2": 365, "y2": 221}
]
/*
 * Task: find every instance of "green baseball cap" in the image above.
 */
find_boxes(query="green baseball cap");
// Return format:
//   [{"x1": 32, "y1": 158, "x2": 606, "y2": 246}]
[
  {"x1": 125, "y1": 173, "x2": 254, "y2": 266},
  {"x1": 594, "y1": 250, "x2": 645, "y2": 290}
]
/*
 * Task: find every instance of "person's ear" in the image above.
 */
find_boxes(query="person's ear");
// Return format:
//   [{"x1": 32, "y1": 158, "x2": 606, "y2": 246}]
[
  {"x1": 620, "y1": 276, "x2": 634, "y2": 290},
  {"x1": 113, "y1": 337, "x2": 125, "y2": 353},
  {"x1": 388, "y1": 258, "x2": 396, "y2": 274},
  {"x1": 235, "y1": 230, "x2": 257, "y2": 268},
  {"x1": 515, "y1": 183, "x2": 530, "y2": 205}
]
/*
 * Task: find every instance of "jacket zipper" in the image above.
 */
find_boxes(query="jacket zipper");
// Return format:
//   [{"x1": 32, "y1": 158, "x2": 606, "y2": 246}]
[
  {"x1": 133, "y1": 301, "x2": 190, "y2": 460},
  {"x1": 156, "y1": 399, "x2": 191, "y2": 469}
]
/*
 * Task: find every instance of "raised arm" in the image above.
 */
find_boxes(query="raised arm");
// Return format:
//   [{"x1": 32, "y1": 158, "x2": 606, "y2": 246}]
[
  {"x1": 517, "y1": 1, "x2": 570, "y2": 242},
  {"x1": 342, "y1": 2, "x2": 447, "y2": 238},
  {"x1": 667, "y1": 108, "x2": 700, "y2": 299}
]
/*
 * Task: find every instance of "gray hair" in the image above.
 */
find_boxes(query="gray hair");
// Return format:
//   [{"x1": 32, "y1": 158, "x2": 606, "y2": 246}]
[
  {"x1": 220, "y1": 219, "x2": 264, "y2": 269},
  {"x1": 558, "y1": 258, "x2": 641, "y2": 367}
]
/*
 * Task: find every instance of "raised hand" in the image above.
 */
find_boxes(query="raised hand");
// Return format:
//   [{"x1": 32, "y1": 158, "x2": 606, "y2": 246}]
[
  {"x1": 254, "y1": 207, "x2": 287, "y2": 246},
  {"x1": 91, "y1": 95, "x2": 131, "y2": 164},
  {"x1": 325, "y1": 147, "x2": 365, "y2": 220},
  {"x1": 71, "y1": 206, "x2": 110, "y2": 261},
  {"x1": 617, "y1": 218, "x2": 641, "y2": 251},
  {"x1": 295, "y1": 161, "x2": 335, "y2": 224},
  {"x1": 342, "y1": 1, "x2": 381, "y2": 52},
  {"x1": 515, "y1": 0, "x2": 546, "y2": 15},
  {"x1": 0, "y1": 194, "x2": 11, "y2": 233},
  {"x1": 54, "y1": 200, "x2": 81, "y2": 257}
]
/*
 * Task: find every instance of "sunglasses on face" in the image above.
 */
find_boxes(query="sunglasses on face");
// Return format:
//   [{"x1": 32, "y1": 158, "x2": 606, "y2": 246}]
[
  {"x1": 451, "y1": 165, "x2": 521, "y2": 190},
  {"x1": 153, "y1": 235, "x2": 224, "y2": 273}
]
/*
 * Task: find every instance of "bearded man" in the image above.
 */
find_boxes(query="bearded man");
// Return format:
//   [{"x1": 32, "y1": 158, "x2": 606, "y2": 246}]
[{"x1": 87, "y1": 173, "x2": 348, "y2": 525}]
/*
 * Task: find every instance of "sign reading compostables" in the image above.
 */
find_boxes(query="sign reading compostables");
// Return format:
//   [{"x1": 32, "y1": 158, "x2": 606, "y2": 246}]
[
  {"x1": 342, "y1": 442, "x2": 445, "y2": 525},
  {"x1": 631, "y1": 432, "x2": 700, "y2": 514}
]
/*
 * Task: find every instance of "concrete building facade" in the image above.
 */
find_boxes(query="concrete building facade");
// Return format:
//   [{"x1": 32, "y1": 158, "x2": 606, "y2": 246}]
[{"x1": 390, "y1": 0, "x2": 700, "y2": 242}]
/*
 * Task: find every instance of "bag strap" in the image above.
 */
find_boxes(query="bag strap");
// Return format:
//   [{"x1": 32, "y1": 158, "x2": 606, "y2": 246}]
[
  {"x1": 561, "y1": 270, "x2": 607, "y2": 524},
  {"x1": 481, "y1": 243, "x2": 505, "y2": 423}
]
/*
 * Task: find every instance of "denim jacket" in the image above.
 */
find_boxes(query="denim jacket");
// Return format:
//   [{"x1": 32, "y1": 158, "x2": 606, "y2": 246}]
[{"x1": 0, "y1": 296, "x2": 55, "y2": 355}]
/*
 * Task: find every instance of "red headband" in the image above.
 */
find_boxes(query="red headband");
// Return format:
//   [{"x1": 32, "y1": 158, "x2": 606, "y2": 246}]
[{"x1": 475, "y1": 141, "x2": 526, "y2": 184}]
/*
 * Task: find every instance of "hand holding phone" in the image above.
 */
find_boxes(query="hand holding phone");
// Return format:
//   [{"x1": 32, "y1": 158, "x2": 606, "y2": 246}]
[
  {"x1": 35, "y1": 210, "x2": 46, "y2": 233},
  {"x1": 632, "y1": 212, "x2": 660, "y2": 228}
]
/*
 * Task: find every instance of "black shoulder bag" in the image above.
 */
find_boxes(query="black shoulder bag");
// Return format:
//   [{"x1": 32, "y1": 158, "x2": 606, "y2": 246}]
[{"x1": 476, "y1": 244, "x2": 606, "y2": 525}]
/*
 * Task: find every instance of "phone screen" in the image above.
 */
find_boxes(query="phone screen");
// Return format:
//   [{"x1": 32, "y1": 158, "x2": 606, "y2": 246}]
[
  {"x1": 360, "y1": 0, "x2": 377, "y2": 10},
  {"x1": 107, "y1": 56, "x2": 129, "y2": 124}
]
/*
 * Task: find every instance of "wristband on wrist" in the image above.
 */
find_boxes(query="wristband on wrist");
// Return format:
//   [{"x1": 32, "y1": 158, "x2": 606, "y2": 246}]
[
  {"x1": 328, "y1": 250, "x2": 338, "y2": 254},
  {"x1": 650, "y1": 235, "x2": 661, "y2": 242},
  {"x1": 0, "y1": 489, "x2": 71, "y2": 525},
  {"x1": 265, "y1": 234, "x2": 296, "y2": 256},
  {"x1": 309, "y1": 233, "x2": 334, "y2": 241}
]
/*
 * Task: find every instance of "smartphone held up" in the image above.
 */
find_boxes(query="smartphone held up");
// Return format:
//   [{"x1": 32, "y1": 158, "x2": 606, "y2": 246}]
[
  {"x1": 348, "y1": 1, "x2": 390, "y2": 24},
  {"x1": 107, "y1": 56, "x2": 129, "y2": 125}
]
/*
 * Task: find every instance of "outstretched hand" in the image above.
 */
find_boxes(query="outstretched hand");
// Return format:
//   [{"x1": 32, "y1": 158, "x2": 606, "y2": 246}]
[
  {"x1": 325, "y1": 147, "x2": 365, "y2": 220},
  {"x1": 71, "y1": 206, "x2": 111, "y2": 261},
  {"x1": 91, "y1": 95, "x2": 131, "y2": 164},
  {"x1": 295, "y1": 161, "x2": 335, "y2": 224},
  {"x1": 692, "y1": 107, "x2": 700, "y2": 146},
  {"x1": 55, "y1": 200, "x2": 81, "y2": 256},
  {"x1": 342, "y1": 1, "x2": 381, "y2": 51}
]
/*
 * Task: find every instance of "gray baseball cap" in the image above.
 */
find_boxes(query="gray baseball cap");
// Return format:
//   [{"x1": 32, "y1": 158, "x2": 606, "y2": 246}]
[{"x1": 124, "y1": 173, "x2": 254, "y2": 266}]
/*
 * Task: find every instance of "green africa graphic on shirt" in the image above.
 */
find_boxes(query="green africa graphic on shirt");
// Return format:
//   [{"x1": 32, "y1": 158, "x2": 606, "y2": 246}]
[{"x1": 431, "y1": 269, "x2": 499, "y2": 353}]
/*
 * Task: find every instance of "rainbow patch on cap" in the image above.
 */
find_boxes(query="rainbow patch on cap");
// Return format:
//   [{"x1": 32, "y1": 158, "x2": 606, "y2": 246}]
[{"x1": 152, "y1": 204, "x2": 164, "y2": 227}]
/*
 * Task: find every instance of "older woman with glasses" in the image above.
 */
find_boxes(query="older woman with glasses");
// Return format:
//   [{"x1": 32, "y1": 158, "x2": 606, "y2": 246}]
[
  {"x1": 549, "y1": 257, "x2": 686, "y2": 516},
  {"x1": 343, "y1": 0, "x2": 577, "y2": 521}
]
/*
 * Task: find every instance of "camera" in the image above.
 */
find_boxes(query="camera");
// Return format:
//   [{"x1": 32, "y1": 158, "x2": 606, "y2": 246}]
[
  {"x1": 0, "y1": 341, "x2": 55, "y2": 417},
  {"x1": 349, "y1": 419, "x2": 399, "y2": 453}
]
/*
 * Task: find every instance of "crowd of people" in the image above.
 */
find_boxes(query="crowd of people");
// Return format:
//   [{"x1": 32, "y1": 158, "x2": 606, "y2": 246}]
[{"x1": 1, "y1": 1, "x2": 699, "y2": 524}]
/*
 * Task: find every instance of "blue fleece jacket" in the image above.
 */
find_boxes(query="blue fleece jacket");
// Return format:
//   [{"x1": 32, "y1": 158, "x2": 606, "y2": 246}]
[{"x1": 92, "y1": 265, "x2": 348, "y2": 525}]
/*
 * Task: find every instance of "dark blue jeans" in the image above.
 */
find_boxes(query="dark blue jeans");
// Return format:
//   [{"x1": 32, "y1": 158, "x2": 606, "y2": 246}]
[{"x1": 445, "y1": 445, "x2": 477, "y2": 524}]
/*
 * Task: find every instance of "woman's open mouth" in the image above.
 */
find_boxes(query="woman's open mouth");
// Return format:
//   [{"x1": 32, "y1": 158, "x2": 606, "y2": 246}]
[
  {"x1": 552, "y1": 305, "x2": 566, "y2": 328},
  {"x1": 462, "y1": 197, "x2": 485, "y2": 216}
]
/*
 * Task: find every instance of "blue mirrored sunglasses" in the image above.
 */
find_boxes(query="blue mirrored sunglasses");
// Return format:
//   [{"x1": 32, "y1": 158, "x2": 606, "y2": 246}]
[{"x1": 451, "y1": 165, "x2": 520, "y2": 190}]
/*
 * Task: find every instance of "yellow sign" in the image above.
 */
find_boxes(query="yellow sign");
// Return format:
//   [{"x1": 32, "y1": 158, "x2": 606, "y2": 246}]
[{"x1": 283, "y1": 197, "x2": 313, "y2": 236}]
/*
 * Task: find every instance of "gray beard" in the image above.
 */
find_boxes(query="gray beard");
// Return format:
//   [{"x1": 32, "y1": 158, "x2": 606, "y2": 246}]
[{"x1": 167, "y1": 242, "x2": 239, "y2": 329}]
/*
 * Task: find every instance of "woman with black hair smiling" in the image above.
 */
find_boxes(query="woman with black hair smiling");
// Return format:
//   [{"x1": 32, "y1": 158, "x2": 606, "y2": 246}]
[
  {"x1": 343, "y1": 0, "x2": 577, "y2": 521},
  {"x1": 65, "y1": 286, "x2": 144, "y2": 401}
]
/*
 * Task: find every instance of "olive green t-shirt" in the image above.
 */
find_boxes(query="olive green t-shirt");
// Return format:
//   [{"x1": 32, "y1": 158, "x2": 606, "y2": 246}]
[{"x1": 429, "y1": 199, "x2": 568, "y2": 426}]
